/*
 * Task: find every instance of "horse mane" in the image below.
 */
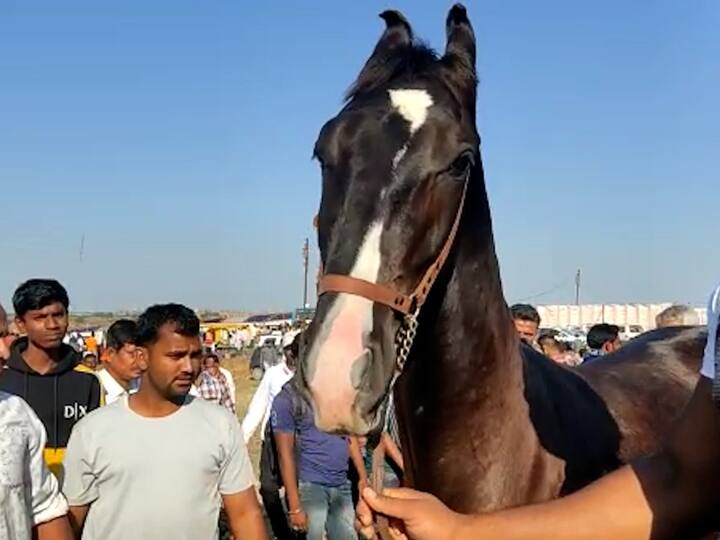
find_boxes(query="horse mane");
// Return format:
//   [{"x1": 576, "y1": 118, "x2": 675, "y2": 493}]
[{"x1": 344, "y1": 42, "x2": 440, "y2": 102}]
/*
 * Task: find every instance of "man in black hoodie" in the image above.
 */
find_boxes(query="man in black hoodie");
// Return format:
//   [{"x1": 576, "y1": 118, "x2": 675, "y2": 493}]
[{"x1": 0, "y1": 279, "x2": 102, "y2": 477}]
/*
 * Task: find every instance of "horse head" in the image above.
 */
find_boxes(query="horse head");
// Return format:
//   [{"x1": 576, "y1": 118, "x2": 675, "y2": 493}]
[{"x1": 299, "y1": 4, "x2": 482, "y2": 434}]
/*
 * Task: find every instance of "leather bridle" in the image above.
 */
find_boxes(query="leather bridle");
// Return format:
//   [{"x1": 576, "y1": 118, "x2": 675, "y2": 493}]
[
  {"x1": 316, "y1": 173, "x2": 470, "y2": 540},
  {"x1": 317, "y1": 174, "x2": 469, "y2": 322}
]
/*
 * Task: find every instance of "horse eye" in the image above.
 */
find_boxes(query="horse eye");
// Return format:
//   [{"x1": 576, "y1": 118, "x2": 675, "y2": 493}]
[{"x1": 449, "y1": 153, "x2": 474, "y2": 177}]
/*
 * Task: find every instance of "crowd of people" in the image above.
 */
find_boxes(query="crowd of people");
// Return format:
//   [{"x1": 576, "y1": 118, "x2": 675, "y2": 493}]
[
  {"x1": 1, "y1": 276, "x2": 718, "y2": 540},
  {"x1": 508, "y1": 301, "x2": 700, "y2": 367},
  {"x1": 0, "y1": 278, "x2": 396, "y2": 540},
  {"x1": 0, "y1": 279, "x2": 267, "y2": 540}
]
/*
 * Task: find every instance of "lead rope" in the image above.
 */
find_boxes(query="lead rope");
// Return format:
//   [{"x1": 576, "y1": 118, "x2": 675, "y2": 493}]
[{"x1": 370, "y1": 310, "x2": 420, "y2": 540}]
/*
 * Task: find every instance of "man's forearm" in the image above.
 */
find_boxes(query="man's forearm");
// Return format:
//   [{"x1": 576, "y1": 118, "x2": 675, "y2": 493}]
[
  {"x1": 275, "y1": 435, "x2": 302, "y2": 511},
  {"x1": 224, "y1": 489, "x2": 269, "y2": 540},
  {"x1": 462, "y1": 466, "x2": 652, "y2": 540},
  {"x1": 67, "y1": 505, "x2": 89, "y2": 540},
  {"x1": 230, "y1": 507, "x2": 268, "y2": 540},
  {"x1": 35, "y1": 515, "x2": 74, "y2": 540}
]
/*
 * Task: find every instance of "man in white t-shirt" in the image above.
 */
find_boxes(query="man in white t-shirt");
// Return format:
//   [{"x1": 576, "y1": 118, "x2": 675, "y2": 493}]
[
  {"x1": 358, "y1": 284, "x2": 720, "y2": 540},
  {"x1": 62, "y1": 304, "x2": 267, "y2": 540},
  {"x1": 0, "y1": 391, "x2": 72, "y2": 540},
  {"x1": 96, "y1": 319, "x2": 142, "y2": 404}
]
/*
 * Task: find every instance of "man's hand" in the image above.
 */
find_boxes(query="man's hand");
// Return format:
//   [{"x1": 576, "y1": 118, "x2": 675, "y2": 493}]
[
  {"x1": 356, "y1": 491, "x2": 376, "y2": 539},
  {"x1": 288, "y1": 509, "x2": 309, "y2": 533},
  {"x1": 357, "y1": 487, "x2": 469, "y2": 540}
]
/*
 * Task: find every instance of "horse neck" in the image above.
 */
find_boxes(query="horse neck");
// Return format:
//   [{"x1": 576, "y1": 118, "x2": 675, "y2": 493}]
[
  {"x1": 416, "y1": 168, "x2": 522, "y2": 395},
  {"x1": 397, "y1": 168, "x2": 536, "y2": 503}
]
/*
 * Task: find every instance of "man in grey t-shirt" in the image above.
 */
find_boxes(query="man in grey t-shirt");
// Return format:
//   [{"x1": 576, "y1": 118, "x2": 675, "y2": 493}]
[{"x1": 62, "y1": 304, "x2": 267, "y2": 540}]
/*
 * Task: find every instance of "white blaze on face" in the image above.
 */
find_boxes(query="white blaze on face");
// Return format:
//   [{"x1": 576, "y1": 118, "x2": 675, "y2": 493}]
[
  {"x1": 388, "y1": 88, "x2": 434, "y2": 135},
  {"x1": 309, "y1": 222, "x2": 383, "y2": 431},
  {"x1": 389, "y1": 89, "x2": 433, "y2": 172}
]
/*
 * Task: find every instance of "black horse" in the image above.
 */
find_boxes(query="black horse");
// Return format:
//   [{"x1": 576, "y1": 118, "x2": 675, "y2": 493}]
[{"x1": 298, "y1": 4, "x2": 704, "y2": 512}]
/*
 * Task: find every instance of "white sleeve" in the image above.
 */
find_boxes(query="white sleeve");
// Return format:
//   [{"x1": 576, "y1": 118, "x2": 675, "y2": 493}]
[
  {"x1": 241, "y1": 370, "x2": 272, "y2": 444},
  {"x1": 61, "y1": 421, "x2": 99, "y2": 506},
  {"x1": 700, "y1": 285, "x2": 720, "y2": 380},
  {"x1": 24, "y1": 404, "x2": 69, "y2": 525}
]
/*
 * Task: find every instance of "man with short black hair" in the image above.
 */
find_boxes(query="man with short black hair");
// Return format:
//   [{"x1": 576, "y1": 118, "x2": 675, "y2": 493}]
[
  {"x1": 583, "y1": 323, "x2": 621, "y2": 363},
  {"x1": 510, "y1": 303, "x2": 541, "y2": 346},
  {"x1": 62, "y1": 303, "x2": 267, "y2": 540},
  {"x1": 98, "y1": 319, "x2": 142, "y2": 404},
  {"x1": 0, "y1": 279, "x2": 102, "y2": 476}
]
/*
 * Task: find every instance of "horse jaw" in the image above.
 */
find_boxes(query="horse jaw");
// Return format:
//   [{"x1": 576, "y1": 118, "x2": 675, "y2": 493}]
[{"x1": 306, "y1": 222, "x2": 384, "y2": 434}]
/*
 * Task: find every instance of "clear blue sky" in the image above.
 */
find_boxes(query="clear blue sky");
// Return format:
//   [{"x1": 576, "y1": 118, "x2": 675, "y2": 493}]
[{"x1": 1, "y1": 1, "x2": 718, "y2": 312}]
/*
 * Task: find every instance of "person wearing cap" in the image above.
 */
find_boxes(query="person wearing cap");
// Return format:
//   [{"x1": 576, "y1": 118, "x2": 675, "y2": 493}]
[
  {"x1": 241, "y1": 331, "x2": 300, "y2": 540},
  {"x1": 357, "y1": 283, "x2": 720, "y2": 540}
]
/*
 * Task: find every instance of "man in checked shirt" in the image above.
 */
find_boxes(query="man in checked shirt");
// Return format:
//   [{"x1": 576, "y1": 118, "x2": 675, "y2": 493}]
[{"x1": 194, "y1": 352, "x2": 235, "y2": 414}]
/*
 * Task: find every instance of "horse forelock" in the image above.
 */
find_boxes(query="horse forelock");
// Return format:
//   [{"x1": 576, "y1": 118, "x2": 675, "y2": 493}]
[{"x1": 345, "y1": 43, "x2": 439, "y2": 103}]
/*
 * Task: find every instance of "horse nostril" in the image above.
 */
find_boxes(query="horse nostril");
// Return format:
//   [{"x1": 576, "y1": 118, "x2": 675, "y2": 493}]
[{"x1": 349, "y1": 348, "x2": 372, "y2": 390}]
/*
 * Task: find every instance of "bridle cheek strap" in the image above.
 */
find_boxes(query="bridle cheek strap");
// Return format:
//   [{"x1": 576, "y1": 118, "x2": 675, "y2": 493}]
[{"x1": 317, "y1": 177, "x2": 469, "y2": 315}]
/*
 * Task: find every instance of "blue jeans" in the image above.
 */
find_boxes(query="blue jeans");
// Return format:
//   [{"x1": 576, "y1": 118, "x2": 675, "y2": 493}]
[{"x1": 298, "y1": 480, "x2": 357, "y2": 540}]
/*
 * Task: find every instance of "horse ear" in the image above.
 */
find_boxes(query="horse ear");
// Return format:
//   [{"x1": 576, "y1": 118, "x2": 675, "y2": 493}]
[
  {"x1": 371, "y1": 10, "x2": 413, "y2": 62},
  {"x1": 346, "y1": 11, "x2": 413, "y2": 99},
  {"x1": 443, "y1": 4, "x2": 476, "y2": 74}
]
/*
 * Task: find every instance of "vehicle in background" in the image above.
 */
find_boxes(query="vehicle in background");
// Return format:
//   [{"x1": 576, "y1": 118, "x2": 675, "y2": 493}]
[
  {"x1": 249, "y1": 335, "x2": 282, "y2": 380},
  {"x1": 554, "y1": 328, "x2": 580, "y2": 344},
  {"x1": 620, "y1": 324, "x2": 644, "y2": 342},
  {"x1": 256, "y1": 332, "x2": 282, "y2": 348}
]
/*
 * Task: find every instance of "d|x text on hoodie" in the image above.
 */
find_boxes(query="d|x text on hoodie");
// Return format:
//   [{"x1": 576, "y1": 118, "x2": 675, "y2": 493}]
[{"x1": 0, "y1": 337, "x2": 103, "y2": 475}]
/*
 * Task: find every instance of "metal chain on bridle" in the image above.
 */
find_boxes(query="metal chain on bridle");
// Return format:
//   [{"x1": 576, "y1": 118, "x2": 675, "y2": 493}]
[{"x1": 394, "y1": 309, "x2": 419, "y2": 373}]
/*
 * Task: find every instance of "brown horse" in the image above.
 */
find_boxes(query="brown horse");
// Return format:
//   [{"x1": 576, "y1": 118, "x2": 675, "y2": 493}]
[{"x1": 298, "y1": 4, "x2": 705, "y2": 513}]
